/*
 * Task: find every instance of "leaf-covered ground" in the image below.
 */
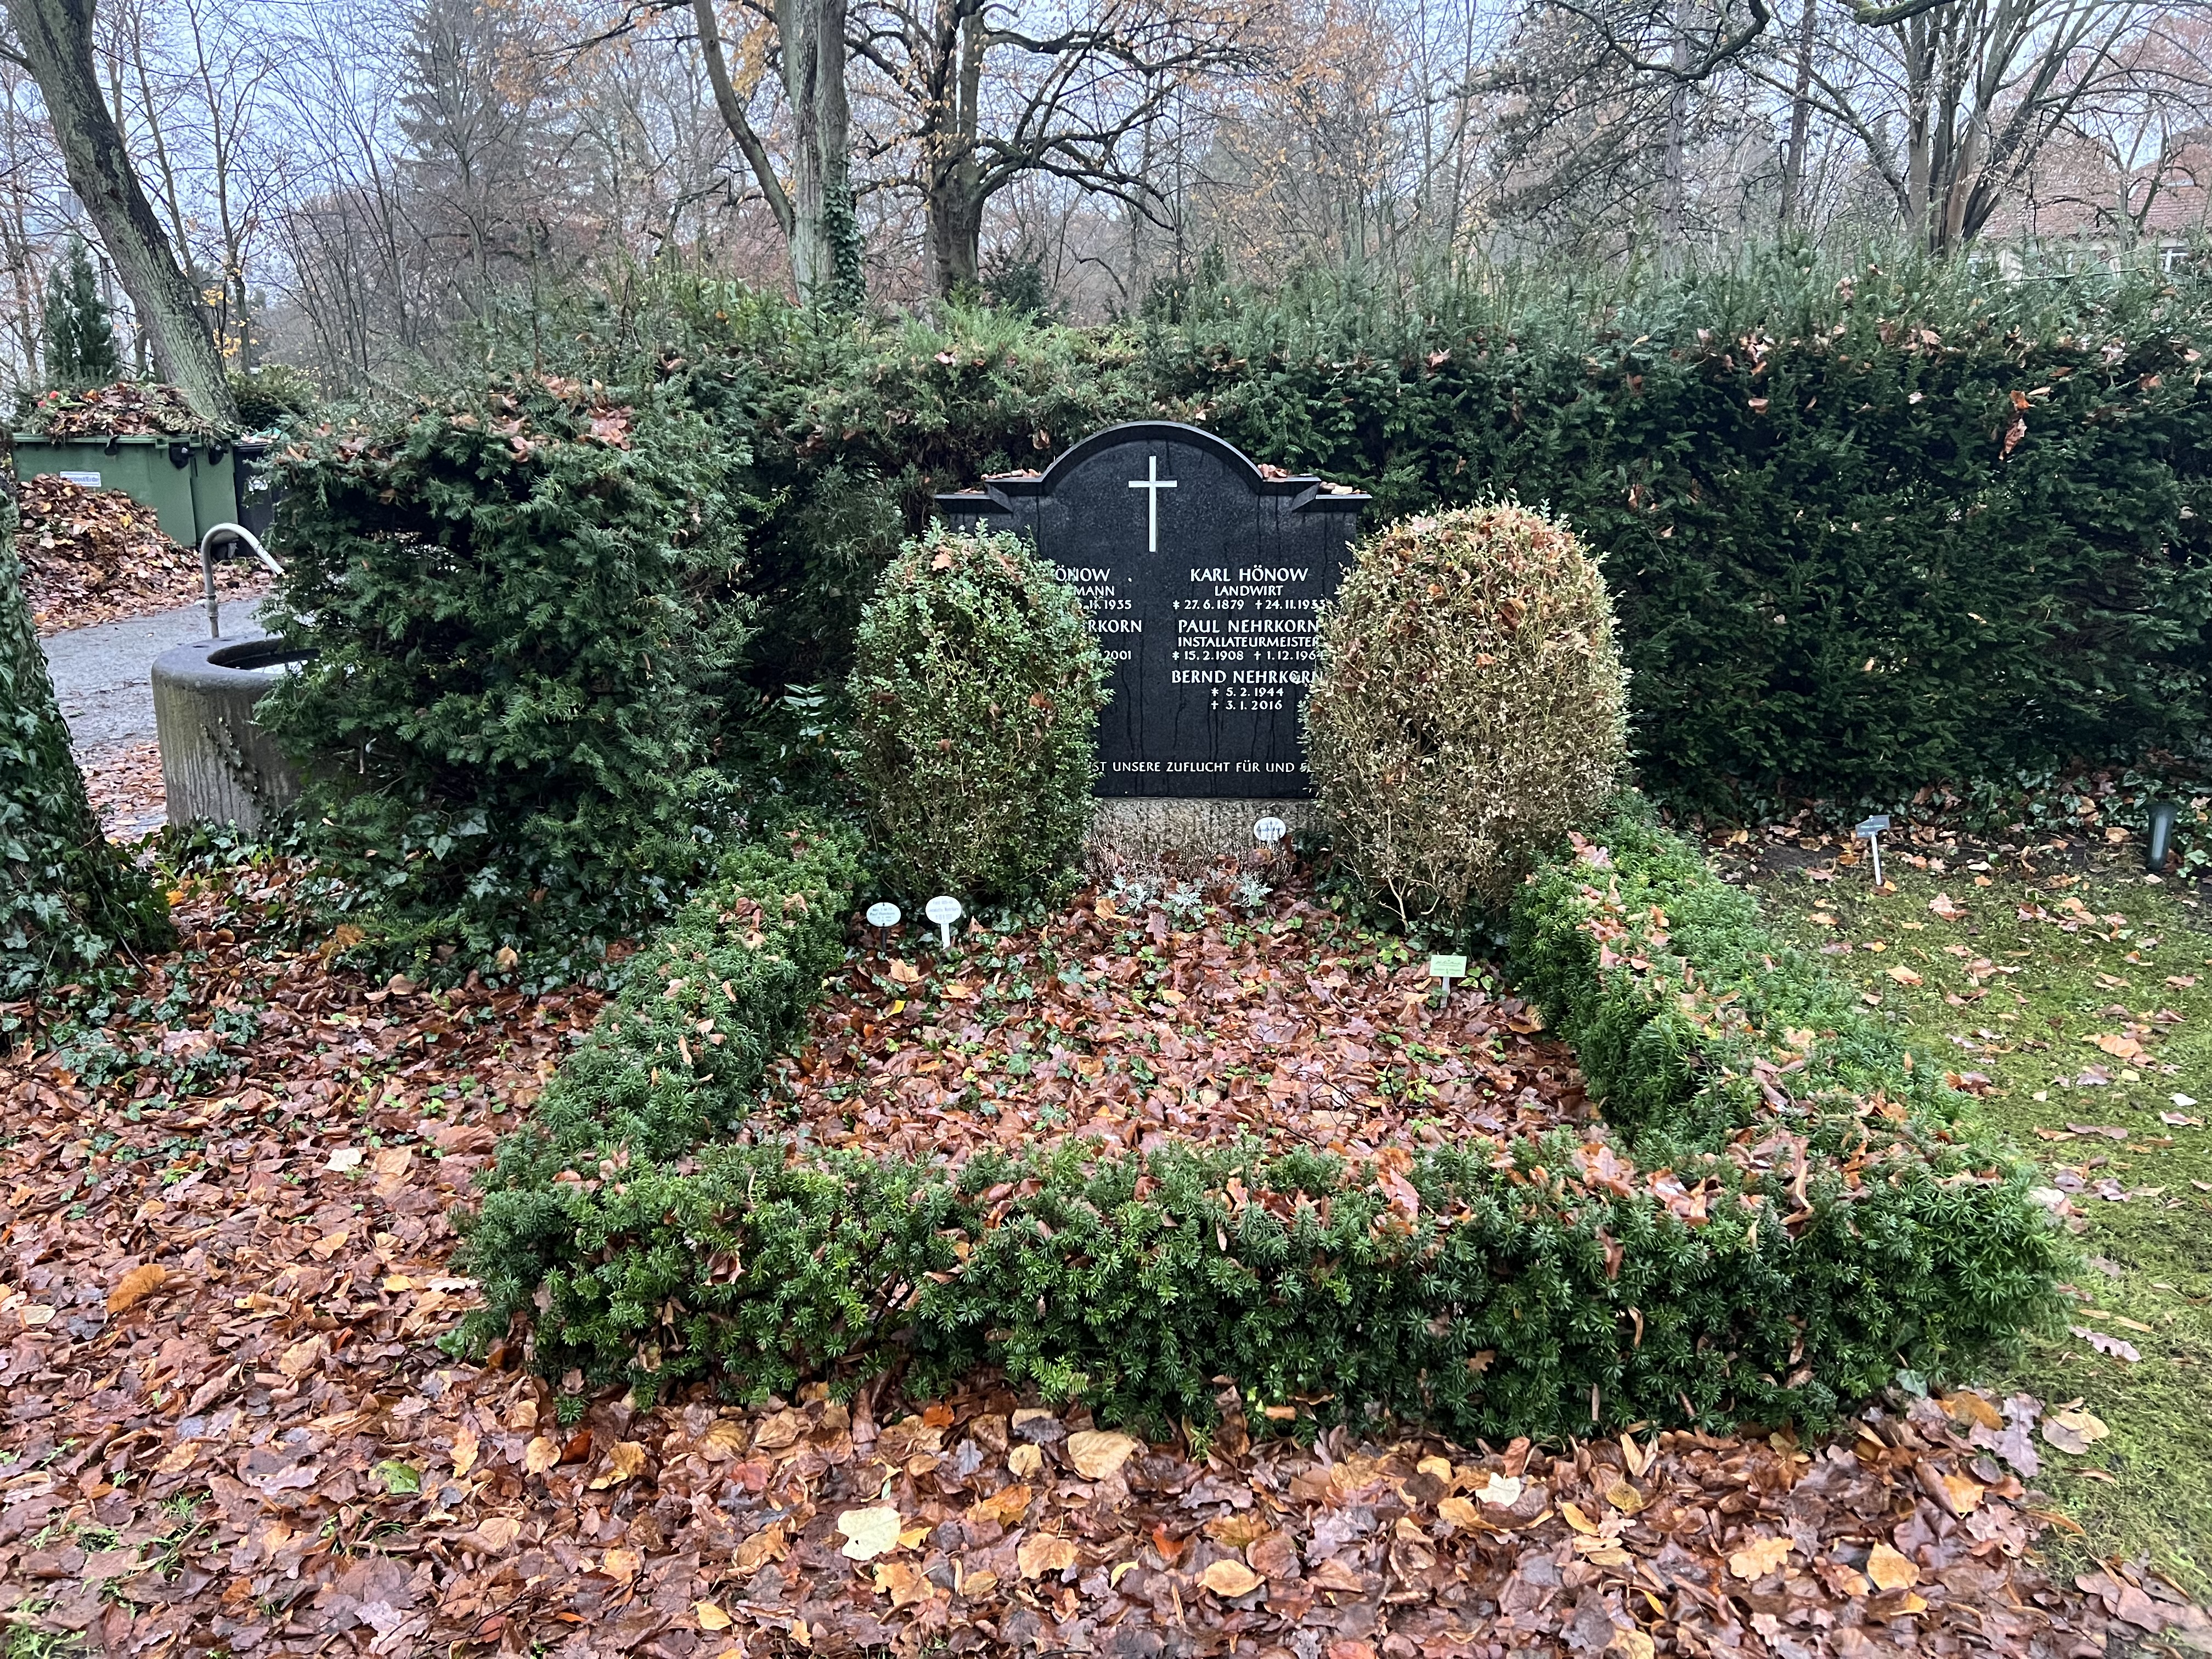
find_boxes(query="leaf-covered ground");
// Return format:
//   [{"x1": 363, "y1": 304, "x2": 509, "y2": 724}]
[
  {"x1": 1, "y1": 853, "x2": 2205, "y2": 1656},
  {"x1": 20, "y1": 473, "x2": 269, "y2": 637},
  {"x1": 761, "y1": 883, "x2": 1588, "y2": 1165},
  {"x1": 1731, "y1": 818, "x2": 2212, "y2": 1603}
]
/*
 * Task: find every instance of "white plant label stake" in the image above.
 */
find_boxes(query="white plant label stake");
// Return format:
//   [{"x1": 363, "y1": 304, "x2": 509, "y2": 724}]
[
  {"x1": 865, "y1": 901, "x2": 900, "y2": 951},
  {"x1": 925, "y1": 894, "x2": 963, "y2": 950},
  {"x1": 1855, "y1": 815, "x2": 1891, "y2": 888},
  {"x1": 1428, "y1": 953, "x2": 1468, "y2": 1007}
]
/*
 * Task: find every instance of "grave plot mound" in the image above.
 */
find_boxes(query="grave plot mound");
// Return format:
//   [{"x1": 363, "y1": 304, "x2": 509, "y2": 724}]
[
  {"x1": 463, "y1": 804, "x2": 2060, "y2": 1443},
  {"x1": 764, "y1": 875, "x2": 1592, "y2": 1168}
]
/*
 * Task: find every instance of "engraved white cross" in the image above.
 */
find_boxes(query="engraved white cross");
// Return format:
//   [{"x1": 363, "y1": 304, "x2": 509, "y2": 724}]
[{"x1": 1127, "y1": 454, "x2": 1177, "y2": 551}]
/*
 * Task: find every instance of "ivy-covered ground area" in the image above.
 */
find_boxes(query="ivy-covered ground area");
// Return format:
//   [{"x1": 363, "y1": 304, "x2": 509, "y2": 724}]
[
  {"x1": 4, "y1": 847, "x2": 2207, "y2": 1659},
  {"x1": 1725, "y1": 816, "x2": 2212, "y2": 1609}
]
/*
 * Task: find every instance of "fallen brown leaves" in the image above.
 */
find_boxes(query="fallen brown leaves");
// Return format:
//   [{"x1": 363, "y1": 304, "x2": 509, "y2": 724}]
[
  {"x1": 21, "y1": 473, "x2": 269, "y2": 635},
  {"x1": 766, "y1": 884, "x2": 1586, "y2": 1166},
  {"x1": 0, "y1": 872, "x2": 2201, "y2": 1656},
  {"x1": 80, "y1": 740, "x2": 168, "y2": 842},
  {"x1": 27, "y1": 381, "x2": 215, "y2": 440}
]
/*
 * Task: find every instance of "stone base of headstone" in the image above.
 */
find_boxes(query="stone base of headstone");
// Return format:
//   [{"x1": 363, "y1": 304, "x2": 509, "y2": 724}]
[{"x1": 1086, "y1": 798, "x2": 1321, "y2": 872}]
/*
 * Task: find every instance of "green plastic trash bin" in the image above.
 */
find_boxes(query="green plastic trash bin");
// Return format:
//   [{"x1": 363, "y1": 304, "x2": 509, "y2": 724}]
[{"x1": 9, "y1": 432, "x2": 274, "y2": 546}]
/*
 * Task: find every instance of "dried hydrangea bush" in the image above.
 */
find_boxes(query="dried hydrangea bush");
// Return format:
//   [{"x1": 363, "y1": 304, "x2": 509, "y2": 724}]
[{"x1": 1305, "y1": 502, "x2": 1629, "y2": 925}]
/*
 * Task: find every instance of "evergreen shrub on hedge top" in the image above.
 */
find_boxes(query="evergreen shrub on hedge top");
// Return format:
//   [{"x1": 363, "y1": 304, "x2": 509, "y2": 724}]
[
  {"x1": 847, "y1": 524, "x2": 1107, "y2": 905},
  {"x1": 259, "y1": 375, "x2": 759, "y2": 973},
  {"x1": 1306, "y1": 503, "x2": 1628, "y2": 926},
  {"x1": 462, "y1": 797, "x2": 2059, "y2": 1440}
]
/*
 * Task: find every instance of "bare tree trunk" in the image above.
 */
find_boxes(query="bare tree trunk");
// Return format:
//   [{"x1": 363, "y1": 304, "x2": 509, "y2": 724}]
[
  {"x1": 1903, "y1": 14, "x2": 1934, "y2": 249},
  {"x1": 4, "y1": 0, "x2": 236, "y2": 425},
  {"x1": 1779, "y1": 0, "x2": 1815, "y2": 231},
  {"x1": 1658, "y1": 1, "x2": 1690, "y2": 268},
  {"x1": 928, "y1": 4, "x2": 985, "y2": 294},
  {"x1": 692, "y1": 0, "x2": 855, "y2": 304},
  {"x1": 780, "y1": 0, "x2": 855, "y2": 299}
]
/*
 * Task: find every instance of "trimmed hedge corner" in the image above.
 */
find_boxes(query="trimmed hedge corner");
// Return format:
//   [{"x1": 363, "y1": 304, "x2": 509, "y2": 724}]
[{"x1": 461, "y1": 797, "x2": 2062, "y2": 1441}]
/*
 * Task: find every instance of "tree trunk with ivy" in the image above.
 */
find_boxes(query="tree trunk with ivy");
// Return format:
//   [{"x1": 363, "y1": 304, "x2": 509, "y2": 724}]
[
  {"x1": 3, "y1": 0, "x2": 239, "y2": 427},
  {"x1": 0, "y1": 436, "x2": 173, "y2": 1003},
  {"x1": 691, "y1": 0, "x2": 861, "y2": 307}
]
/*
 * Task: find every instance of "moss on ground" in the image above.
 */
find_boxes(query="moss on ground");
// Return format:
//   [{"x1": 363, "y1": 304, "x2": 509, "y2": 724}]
[{"x1": 1742, "y1": 832, "x2": 2212, "y2": 1595}]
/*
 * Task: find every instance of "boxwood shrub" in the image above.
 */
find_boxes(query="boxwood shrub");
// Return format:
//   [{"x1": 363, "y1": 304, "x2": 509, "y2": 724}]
[
  {"x1": 847, "y1": 524, "x2": 1107, "y2": 906},
  {"x1": 460, "y1": 797, "x2": 2062, "y2": 1439},
  {"x1": 1306, "y1": 503, "x2": 1629, "y2": 926}
]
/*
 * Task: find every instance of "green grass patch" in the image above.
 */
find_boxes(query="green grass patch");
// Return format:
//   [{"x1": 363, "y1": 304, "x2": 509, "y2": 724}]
[{"x1": 1750, "y1": 838, "x2": 2212, "y2": 1594}]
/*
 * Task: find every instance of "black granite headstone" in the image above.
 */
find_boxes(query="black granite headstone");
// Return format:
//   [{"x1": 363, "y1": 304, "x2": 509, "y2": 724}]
[{"x1": 936, "y1": 423, "x2": 1367, "y2": 798}]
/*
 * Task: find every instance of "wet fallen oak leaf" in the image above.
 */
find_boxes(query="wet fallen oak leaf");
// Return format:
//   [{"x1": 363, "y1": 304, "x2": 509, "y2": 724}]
[
  {"x1": 969, "y1": 1483, "x2": 1032, "y2": 1526},
  {"x1": 1017, "y1": 1532, "x2": 1080, "y2": 1578},
  {"x1": 1436, "y1": 1497, "x2": 1484, "y2": 1532},
  {"x1": 2071, "y1": 1325, "x2": 2142, "y2": 1362},
  {"x1": 1204, "y1": 1510, "x2": 1273, "y2": 1548},
  {"x1": 754, "y1": 1407, "x2": 806, "y2": 1449},
  {"x1": 732, "y1": 1519, "x2": 788, "y2": 1572},
  {"x1": 1728, "y1": 1534, "x2": 1791, "y2": 1579},
  {"x1": 589, "y1": 1439, "x2": 650, "y2": 1488},
  {"x1": 1308, "y1": 1557, "x2": 1369, "y2": 1595},
  {"x1": 838, "y1": 1505, "x2": 904, "y2": 1561},
  {"x1": 1865, "y1": 1542, "x2": 1919, "y2": 1591},
  {"x1": 276, "y1": 1334, "x2": 326, "y2": 1379},
  {"x1": 2044, "y1": 1408, "x2": 2111, "y2": 1453},
  {"x1": 451, "y1": 1421, "x2": 479, "y2": 1479},
  {"x1": 1471, "y1": 1471, "x2": 1523, "y2": 1508},
  {"x1": 105, "y1": 1262, "x2": 168, "y2": 1313},
  {"x1": 1200, "y1": 1558, "x2": 1265, "y2": 1598},
  {"x1": 462, "y1": 1515, "x2": 525, "y2": 1555},
  {"x1": 873, "y1": 1559, "x2": 933, "y2": 1607},
  {"x1": 1065, "y1": 1428, "x2": 1142, "y2": 1480}
]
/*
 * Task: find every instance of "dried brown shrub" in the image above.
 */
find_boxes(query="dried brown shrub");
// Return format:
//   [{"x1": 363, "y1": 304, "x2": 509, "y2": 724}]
[{"x1": 1304, "y1": 503, "x2": 1628, "y2": 924}]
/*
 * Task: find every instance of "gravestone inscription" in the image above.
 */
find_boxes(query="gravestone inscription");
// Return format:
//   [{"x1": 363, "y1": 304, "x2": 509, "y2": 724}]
[{"x1": 936, "y1": 422, "x2": 1366, "y2": 799}]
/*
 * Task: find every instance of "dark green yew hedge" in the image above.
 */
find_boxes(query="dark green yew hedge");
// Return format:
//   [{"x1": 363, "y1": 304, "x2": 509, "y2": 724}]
[
  {"x1": 635, "y1": 257, "x2": 2212, "y2": 813},
  {"x1": 461, "y1": 802, "x2": 2063, "y2": 1438}
]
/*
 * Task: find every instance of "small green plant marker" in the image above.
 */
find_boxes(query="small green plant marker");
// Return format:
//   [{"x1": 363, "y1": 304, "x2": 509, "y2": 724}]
[
  {"x1": 1428, "y1": 952, "x2": 1467, "y2": 1006},
  {"x1": 925, "y1": 894, "x2": 963, "y2": 950}
]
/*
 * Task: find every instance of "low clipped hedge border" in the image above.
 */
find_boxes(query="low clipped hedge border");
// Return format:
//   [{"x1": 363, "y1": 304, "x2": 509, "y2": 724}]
[{"x1": 460, "y1": 802, "x2": 2063, "y2": 1440}]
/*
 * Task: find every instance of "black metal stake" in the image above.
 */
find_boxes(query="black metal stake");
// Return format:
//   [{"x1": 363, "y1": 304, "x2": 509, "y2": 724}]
[{"x1": 2147, "y1": 802, "x2": 2180, "y2": 875}]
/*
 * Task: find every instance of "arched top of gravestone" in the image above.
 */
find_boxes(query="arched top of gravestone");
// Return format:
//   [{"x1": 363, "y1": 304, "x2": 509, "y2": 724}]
[
  {"x1": 933, "y1": 421, "x2": 1370, "y2": 800},
  {"x1": 935, "y1": 421, "x2": 1367, "y2": 516}
]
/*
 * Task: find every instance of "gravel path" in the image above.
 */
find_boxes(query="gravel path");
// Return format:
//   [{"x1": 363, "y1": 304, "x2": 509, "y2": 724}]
[{"x1": 38, "y1": 596, "x2": 268, "y2": 754}]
